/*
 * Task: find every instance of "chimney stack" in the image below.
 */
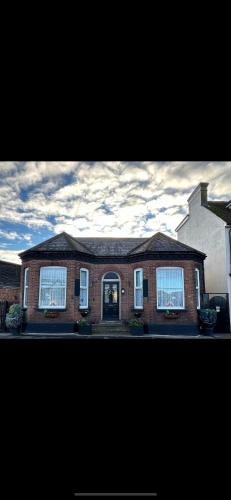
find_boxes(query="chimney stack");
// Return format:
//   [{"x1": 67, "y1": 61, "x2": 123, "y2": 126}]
[{"x1": 187, "y1": 182, "x2": 209, "y2": 211}]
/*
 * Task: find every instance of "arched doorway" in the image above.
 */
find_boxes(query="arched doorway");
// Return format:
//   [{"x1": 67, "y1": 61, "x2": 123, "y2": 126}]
[{"x1": 101, "y1": 272, "x2": 121, "y2": 321}]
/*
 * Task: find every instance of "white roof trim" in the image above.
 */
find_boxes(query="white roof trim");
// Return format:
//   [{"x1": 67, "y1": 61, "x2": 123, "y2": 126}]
[{"x1": 175, "y1": 215, "x2": 189, "y2": 232}]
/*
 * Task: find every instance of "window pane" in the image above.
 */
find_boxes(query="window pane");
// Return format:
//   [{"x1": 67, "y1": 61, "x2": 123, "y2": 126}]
[
  {"x1": 104, "y1": 284, "x2": 110, "y2": 304},
  {"x1": 40, "y1": 287, "x2": 65, "y2": 307},
  {"x1": 112, "y1": 284, "x2": 118, "y2": 304},
  {"x1": 158, "y1": 289, "x2": 183, "y2": 308},
  {"x1": 104, "y1": 272, "x2": 119, "y2": 280},
  {"x1": 136, "y1": 270, "x2": 142, "y2": 288},
  {"x1": 195, "y1": 269, "x2": 199, "y2": 288},
  {"x1": 136, "y1": 289, "x2": 143, "y2": 308},
  {"x1": 157, "y1": 268, "x2": 184, "y2": 308},
  {"x1": 24, "y1": 286, "x2": 28, "y2": 307},
  {"x1": 80, "y1": 288, "x2": 87, "y2": 307},
  {"x1": 80, "y1": 270, "x2": 87, "y2": 287},
  {"x1": 41, "y1": 267, "x2": 66, "y2": 287},
  {"x1": 195, "y1": 269, "x2": 200, "y2": 308},
  {"x1": 25, "y1": 268, "x2": 29, "y2": 286}
]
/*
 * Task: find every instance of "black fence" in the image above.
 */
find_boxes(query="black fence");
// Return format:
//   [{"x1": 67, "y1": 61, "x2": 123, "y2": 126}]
[
  {"x1": 0, "y1": 300, "x2": 8, "y2": 331},
  {"x1": 201, "y1": 293, "x2": 230, "y2": 333}
]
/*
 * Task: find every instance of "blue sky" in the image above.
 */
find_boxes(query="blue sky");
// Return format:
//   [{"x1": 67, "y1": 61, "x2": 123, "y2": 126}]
[{"x1": 0, "y1": 161, "x2": 231, "y2": 264}]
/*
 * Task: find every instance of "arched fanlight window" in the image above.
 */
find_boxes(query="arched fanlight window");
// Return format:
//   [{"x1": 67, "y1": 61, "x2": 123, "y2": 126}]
[{"x1": 103, "y1": 272, "x2": 120, "y2": 280}]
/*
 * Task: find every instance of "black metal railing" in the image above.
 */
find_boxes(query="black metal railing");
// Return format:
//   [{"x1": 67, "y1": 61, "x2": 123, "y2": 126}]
[{"x1": 0, "y1": 300, "x2": 8, "y2": 331}]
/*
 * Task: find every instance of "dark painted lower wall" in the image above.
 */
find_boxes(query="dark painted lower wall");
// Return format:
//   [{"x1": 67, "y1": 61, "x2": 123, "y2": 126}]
[
  {"x1": 147, "y1": 323, "x2": 199, "y2": 335},
  {"x1": 24, "y1": 322, "x2": 76, "y2": 334}
]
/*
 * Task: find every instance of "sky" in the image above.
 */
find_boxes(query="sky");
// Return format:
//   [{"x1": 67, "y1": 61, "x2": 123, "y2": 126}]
[{"x1": 0, "y1": 161, "x2": 231, "y2": 264}]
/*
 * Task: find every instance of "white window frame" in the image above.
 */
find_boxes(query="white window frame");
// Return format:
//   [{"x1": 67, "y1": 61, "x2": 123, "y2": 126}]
[
  {"x1": 195, "y1": 268, "x2": 200, "y2": 309},
  {"x1": 23, "y1": 267, "x2": 29, "y2": 308},
  {"x1": 79, "y1": 268, "x2": 89, "y2": 309},
  {"x1": 134, "y1": 268, "x2": 143, "y2": 309},
  {"x1": 156, "y1": 267, "x2": 185, "y2": 310},
  {"x1": 39, "y1": 266, "x2": 67, "y2": 309}
]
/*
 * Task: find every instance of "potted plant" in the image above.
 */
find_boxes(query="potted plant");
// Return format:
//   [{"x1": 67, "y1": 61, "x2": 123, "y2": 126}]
[
  {"x1": 164, "y1": 310, "x2": 180, "y2": 319},
  {"x1": 43, "y1": 309, "x2": 59, "y2": 319},
  {"x1": 78, "y1": 318, "x2": 92, "y2": 335},
  {"x1": 5, "y1": 304, "x2": 23, "y2": 335},
  {"x1": 128, "y1": 318, "x2": 144, "y2": 336},
  {"x1": 199, "y1": 308, "x2": 217, "y2": 334}
]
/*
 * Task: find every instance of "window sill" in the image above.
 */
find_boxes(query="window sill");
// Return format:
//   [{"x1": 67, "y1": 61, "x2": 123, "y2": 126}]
[
  {"x1": 156, "y1": 309, "x2": 187, "y2": 312},
  {"x1": 37, "y1": 308, "x2": 67, "y2": 312}
]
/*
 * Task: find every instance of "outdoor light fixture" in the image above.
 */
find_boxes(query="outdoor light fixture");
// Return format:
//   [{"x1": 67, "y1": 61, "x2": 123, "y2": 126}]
[{"x1": 121, "y1": 288, "x2": 125, "y2": 294}]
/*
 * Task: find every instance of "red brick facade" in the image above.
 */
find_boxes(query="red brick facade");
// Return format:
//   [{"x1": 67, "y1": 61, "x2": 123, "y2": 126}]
[
  {"x1": 21, "y1": 258, "x2": 204, "y2": 326},
  {"x1": 0, "y1": 287, "x2": 21, "y2": 303}
]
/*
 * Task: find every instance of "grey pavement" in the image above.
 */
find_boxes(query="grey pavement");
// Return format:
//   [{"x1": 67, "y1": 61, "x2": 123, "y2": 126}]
[{"x1": 1, "y1": 332, "x2": 231, "y2": 339}]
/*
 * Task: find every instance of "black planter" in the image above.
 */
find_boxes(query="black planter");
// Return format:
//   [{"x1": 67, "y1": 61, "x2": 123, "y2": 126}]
[
  {"x1": 129, "y1": 326, "x2": 144, "y2": 336},
  {"x1": 201, "y1": 323, "x2": 215, "y2": 335},
  {"x1": 79, "y1": 325, "x2": 92, "y2": 335},
  {"x1": 8, "y1": 327, "x2": 20, "y2": 336}
]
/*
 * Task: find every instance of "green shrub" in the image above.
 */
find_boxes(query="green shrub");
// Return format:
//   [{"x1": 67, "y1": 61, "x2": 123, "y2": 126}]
[
  {"x1": 199, "y1": 308, "x2": 217, "y2": 325},
  {"x1": 5, "y1": 304, "x2": 23, "y2": 329},
  {"x1": 78, "y1": 318, "x2": 89, "y2": 326},
  {"x1": 128, "y1": 319, "x2": 144, "y2": 327}
]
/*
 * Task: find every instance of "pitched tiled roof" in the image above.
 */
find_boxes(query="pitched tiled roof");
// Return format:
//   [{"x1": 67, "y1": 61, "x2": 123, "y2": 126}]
[
  {"x1": 19, "y1": 232, "x2": 93, "y2": 256},
  {"x1": 129, "y1": 232, "x2": 206, "y2": 255},
  {"x1": 0, "y1": 260, "x2": 21, "y2": 288},
  {"x1": 206, "y1": 201, "x2": 231, "y2": 224},
  {"x1": 74, "y1": 237, "x2": 147, "y2": 256},
  {"x1": 20, "y1": 231, "x2": 205, "y2": 258}
]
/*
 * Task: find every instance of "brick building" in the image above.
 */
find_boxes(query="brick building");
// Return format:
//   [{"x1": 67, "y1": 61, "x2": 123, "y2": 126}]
[
  {"x1": 0, "y1": 260, "x2": 21, "y2": 303},
  {"x1": 19, "y1": 231, "x2": 206, "y2": 334}
]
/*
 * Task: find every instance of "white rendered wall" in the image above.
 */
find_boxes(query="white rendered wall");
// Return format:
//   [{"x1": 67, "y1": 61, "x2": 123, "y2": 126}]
[
  {"x1": 225, "y1": 227, "x2": 231, "y2": 328},
  {"x1": 177, "y1": 201, "x2": 227, "y2": 293}
]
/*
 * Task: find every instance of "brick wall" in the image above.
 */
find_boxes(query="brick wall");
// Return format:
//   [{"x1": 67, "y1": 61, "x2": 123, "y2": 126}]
[
  {"x1": 0, "y1": 287, "x2": 21, "y2": 303},
  {"x1": 21, "y1": 258, "x2": 204, "y2": 326}
]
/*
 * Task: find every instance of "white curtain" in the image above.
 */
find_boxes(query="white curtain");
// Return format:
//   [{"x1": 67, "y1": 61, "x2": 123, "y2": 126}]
[
  {"x1": 134, "y1": 269, "x2": 143, "y2": 308},
  {"x1": 157, "y1": 268, "x2": 184, "y2": 308},
  {"x1": 40, "y1": 267, "x2": 66, "y2": 308},
  {"x1": 80, "y1": 269, "x2": 88, "y2": 308}
]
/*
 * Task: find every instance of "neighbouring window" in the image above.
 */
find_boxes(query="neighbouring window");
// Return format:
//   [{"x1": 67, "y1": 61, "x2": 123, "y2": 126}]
[
  {"x1": 156, "y1": 267, "x2": 185, "y2": 309},
  {"x1": 80, "y1": 268, "x2": 89, "y2": 309},
  {"x1": 134, "y1": 268, "x2": 143, "y2": 309},
  {"x1": 195, "y1": 268, "x2": 200, "y2": 309},
  {"x1": 23, "y1": 267, "x2": 29, "y2": 308},
  {"x1": 39, "y1": 267, "x2": 67, "y2": 309}
]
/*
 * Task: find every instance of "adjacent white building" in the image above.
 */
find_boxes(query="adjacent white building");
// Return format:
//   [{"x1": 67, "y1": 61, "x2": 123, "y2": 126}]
[{"x1": 176, "y1": 183, "x2": 231, "y2": 331}]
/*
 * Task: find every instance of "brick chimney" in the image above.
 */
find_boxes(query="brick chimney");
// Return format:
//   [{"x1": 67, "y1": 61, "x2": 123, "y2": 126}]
[{"x1": 187, "y1": 182, "x2": 208, "y2": 212}]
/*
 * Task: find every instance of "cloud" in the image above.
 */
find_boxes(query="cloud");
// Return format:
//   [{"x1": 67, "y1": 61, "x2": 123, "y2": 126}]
[
  {"x1": 0, "y1": 250, "x2": 21, "y2": 264},
  {"x1": 0, "y1": 230, "x2": 32, "y2": 241},
  {"x1": 0, "y1": 162, "x2": 230, "y2": 248}
]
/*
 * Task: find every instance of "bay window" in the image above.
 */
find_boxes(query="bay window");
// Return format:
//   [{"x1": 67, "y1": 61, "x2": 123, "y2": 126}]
[
  {"x1": 80, "y1": 268, "x2": 89, "y2": 309},
  {"x1": 134, "y1": 268, "x2": 143, "y2": 309},
  {"x1": 39, "y1": 266, "x2": 67, "y2": 309},
  {"x1": 23, "y1": 267, "x2": 29, "y2": 308},
  {"x1": 156, "y1": 267, "x2": 185, "y2": 309}
]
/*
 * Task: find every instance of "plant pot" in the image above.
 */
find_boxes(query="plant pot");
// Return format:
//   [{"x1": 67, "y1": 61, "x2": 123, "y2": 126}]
[
  {"x1": 201, "y1": 323, "x2": 216, "y2": 335},
  {"x1": 129, "y1": 326, "x2": 144, "y2": 336},
  {"x1": 164, "y1": 313, "x2": 179, "y2": 319},
  {"x1": 8, "y1": 327, "x2": 20, "y2": 335},
  {"x1": 44, "y1": 312, "x2": 58, "y2": 319},
  {"x1": 79, "y1": 325, "x2": 92, "y2": 335}
]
